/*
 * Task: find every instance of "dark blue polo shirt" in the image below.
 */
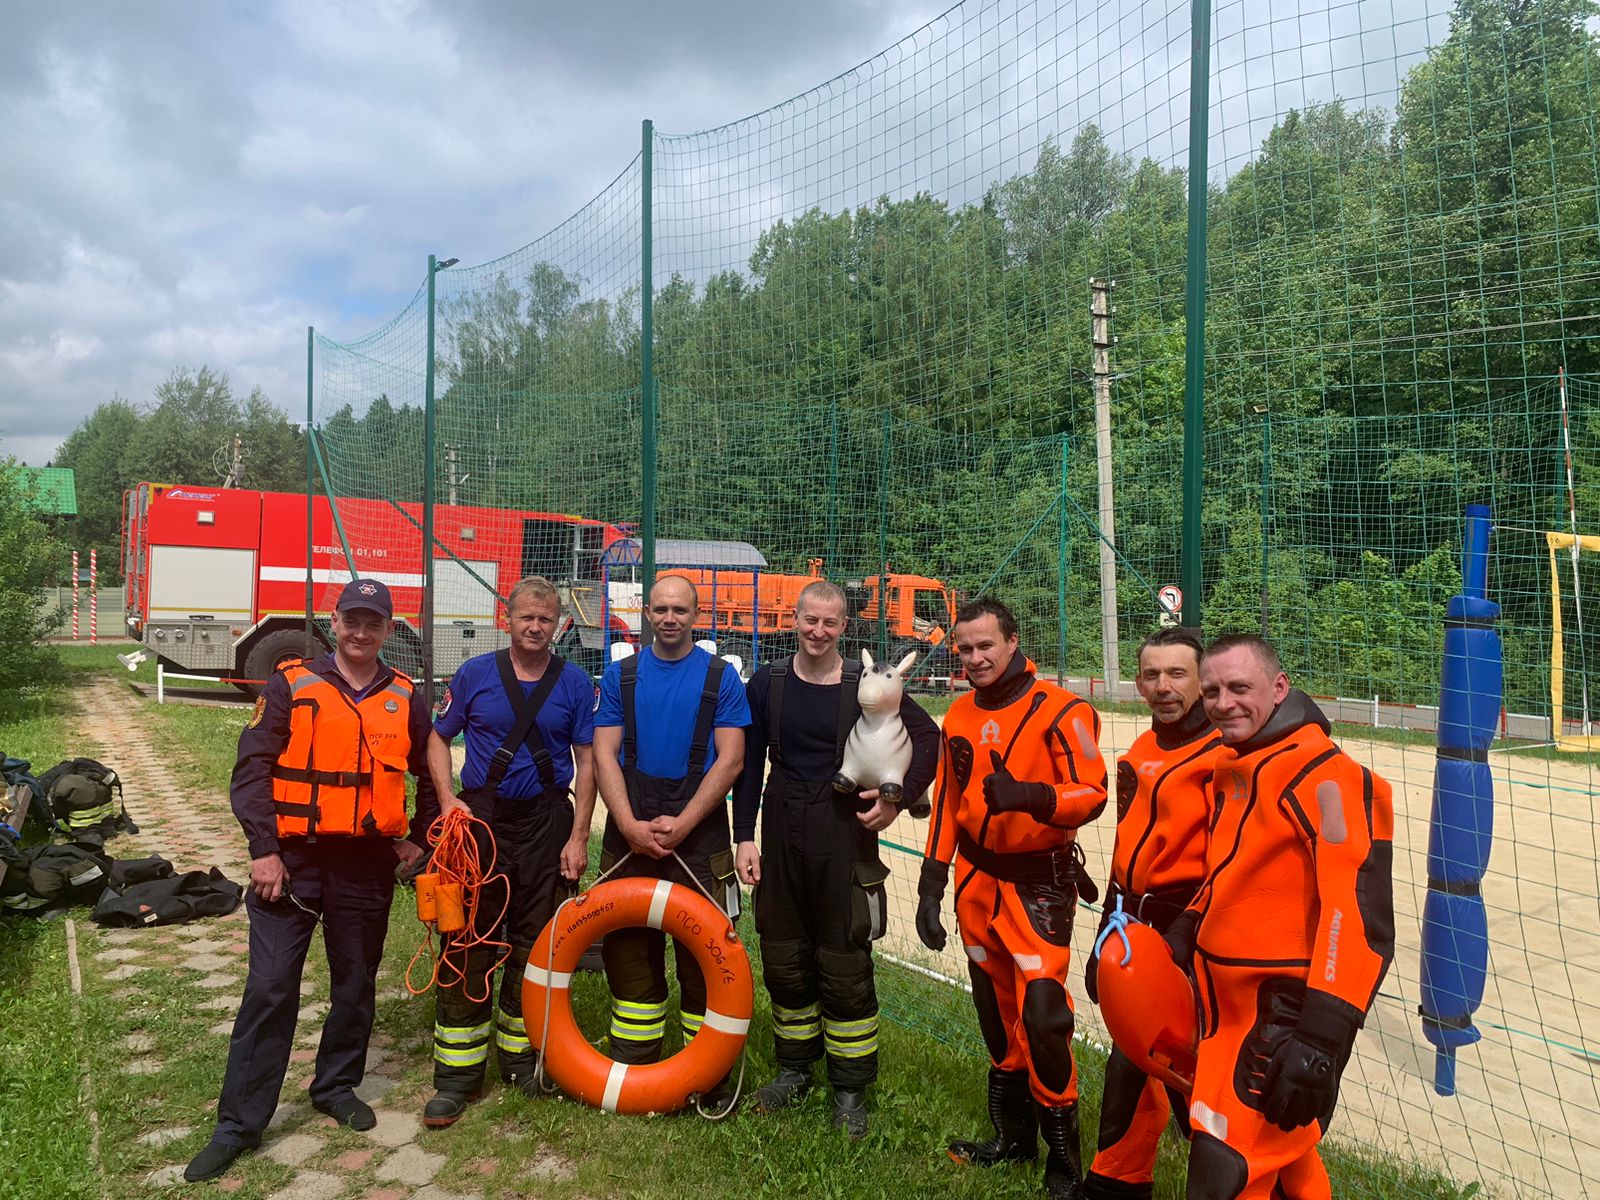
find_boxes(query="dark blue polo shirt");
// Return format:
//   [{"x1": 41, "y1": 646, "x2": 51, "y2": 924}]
[{"x1": 434, "y1": 652, "x2": 596, "y2": 797}]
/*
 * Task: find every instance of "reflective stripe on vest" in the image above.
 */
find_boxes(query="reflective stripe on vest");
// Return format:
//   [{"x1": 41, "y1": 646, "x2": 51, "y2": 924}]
[{"x1": 269, "y1": 660, "x2": 412, "y2": 839}]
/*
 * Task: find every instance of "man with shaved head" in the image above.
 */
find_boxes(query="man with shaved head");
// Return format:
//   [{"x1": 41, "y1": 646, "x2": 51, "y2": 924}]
[
  {"x1": 591, "y1": 574, "x2": 750, "y2": 1103},
  {"x1": 1161, "y1": 634, "x2": 1394, "y2": 1200}
]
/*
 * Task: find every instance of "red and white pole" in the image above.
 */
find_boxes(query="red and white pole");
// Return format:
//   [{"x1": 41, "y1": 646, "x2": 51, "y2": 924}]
[
  {"x1": 71, "y1": 550, "x2": 80, "y2": 638},
  {"x1": 89, "y1": 549, "x2": 98, "y2": 645}
]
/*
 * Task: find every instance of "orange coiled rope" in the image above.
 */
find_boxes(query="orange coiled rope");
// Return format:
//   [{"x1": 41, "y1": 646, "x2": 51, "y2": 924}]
[{"x1": 406, "y1": 805, "x2": 511, "y2": 1000}]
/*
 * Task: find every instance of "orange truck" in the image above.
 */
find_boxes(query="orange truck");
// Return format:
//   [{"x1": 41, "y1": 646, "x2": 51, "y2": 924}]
[{"x1": 579, "y1": 540, "x2": 957, "y2": 677}]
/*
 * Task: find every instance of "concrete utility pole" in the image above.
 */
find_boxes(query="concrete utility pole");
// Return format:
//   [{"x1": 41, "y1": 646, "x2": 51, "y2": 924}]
[
  {"x1": 1091, "y1": 277, "x2": 1121, "y2": 698},
  {"x1": 445, "y1": 443, "x2": 460, "y2": 506},
  {"x1": 221, "y1": 434, "x2": 245, "y2": 488}
]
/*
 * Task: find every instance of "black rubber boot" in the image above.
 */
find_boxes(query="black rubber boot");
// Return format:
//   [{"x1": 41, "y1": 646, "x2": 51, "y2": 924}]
[
  {"x1": 1038, "y1": 1102, "x2": 1085, "y2": 1200},
  {"x1": 422, "y1": 1088, "x2": 481, "y2": 1129},
  {"x1": 832, "y1": 1088, "x2": 868, "y2": 1139},
  {"x1": 1082, "y1": 1174, "x2": 1154, "y2": 1199},
  {"x1": 947, "y1": 1067, "x2": 1037, "y2": 1166},
  {"x1": 755, "y1": 1067, "x2": 813, "y2": 1113}
]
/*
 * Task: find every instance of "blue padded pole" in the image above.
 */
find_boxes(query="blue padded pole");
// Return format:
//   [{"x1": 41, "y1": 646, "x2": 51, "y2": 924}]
[{"x1": 1419, "y1": 504, "x2": 1499, "y2": 1095}]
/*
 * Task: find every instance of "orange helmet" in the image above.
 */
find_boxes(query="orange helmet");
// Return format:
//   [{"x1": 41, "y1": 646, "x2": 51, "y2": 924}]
[{"x1": 1096, "y1": 918, "x2": 1199, "y2": 1094}]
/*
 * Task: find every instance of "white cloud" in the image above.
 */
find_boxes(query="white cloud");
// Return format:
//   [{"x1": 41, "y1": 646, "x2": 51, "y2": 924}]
[{"x1": 0, "y1": 0, "x2": 1440, "y2": 466}]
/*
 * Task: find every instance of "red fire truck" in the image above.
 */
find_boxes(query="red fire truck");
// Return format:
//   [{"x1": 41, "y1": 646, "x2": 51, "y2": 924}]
[
  {"x1": 122, "y1": 482, "x2": 959, "y2": 688},
  {"x1": 120, "y1": 482, "x2": 629, "y2": 686}
]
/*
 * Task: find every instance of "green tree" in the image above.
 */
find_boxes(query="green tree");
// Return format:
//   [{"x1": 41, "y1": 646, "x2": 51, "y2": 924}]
[{"x1": 0, "y1": 462, "x2": 63, "y2": 696}]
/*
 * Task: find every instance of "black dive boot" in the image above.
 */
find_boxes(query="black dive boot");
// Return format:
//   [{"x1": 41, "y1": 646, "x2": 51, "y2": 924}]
[
  {"x1": 1037, "y1": 1102, "x2": 1085, "y2": 1200},
  {"x1": 947, "y1": 1067, "x2": 1038, "y2": 1165}
]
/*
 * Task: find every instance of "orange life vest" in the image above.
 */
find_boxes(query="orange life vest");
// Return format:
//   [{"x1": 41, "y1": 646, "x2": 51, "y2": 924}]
[{"x1": 270, "y1": 659, "x2": 413, "y2": 839}]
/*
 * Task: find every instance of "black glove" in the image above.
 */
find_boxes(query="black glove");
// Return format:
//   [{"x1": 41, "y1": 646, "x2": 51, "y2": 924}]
[
  {"x1": 915, "y1": 858, "x2": 950, "y2": 952},
  {"x1": 1261, "y1": 1032, "x2": 1339, "y2": 1131},
  {"x1": 1262, "y1": 992, "x2": 1360, "y2": 1131},
  {"x1": 982, "y1": 751, "x2": 1055, "y2": 819},
  {"x1": 1163, "y1": 908, "x2": 1199, "y2": 968}
]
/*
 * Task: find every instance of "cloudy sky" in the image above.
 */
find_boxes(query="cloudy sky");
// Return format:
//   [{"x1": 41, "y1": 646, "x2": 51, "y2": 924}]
[
  {"x1": 0, "y1": 0, "x2": 951, "y2": 464},
  {"x1": 2, "y1": 0, "x2": 1445, "y2": 467}
]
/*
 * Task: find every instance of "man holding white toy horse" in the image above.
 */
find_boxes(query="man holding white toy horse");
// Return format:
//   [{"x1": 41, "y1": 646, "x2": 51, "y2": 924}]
[{"x1": 734, "y1": 580, "x2": 939, "y2": 1136}]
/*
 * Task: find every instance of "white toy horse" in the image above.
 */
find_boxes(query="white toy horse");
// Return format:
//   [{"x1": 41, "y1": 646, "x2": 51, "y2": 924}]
[{"x1": 832, "y1": 648, "x2": 918, "y2": 807}]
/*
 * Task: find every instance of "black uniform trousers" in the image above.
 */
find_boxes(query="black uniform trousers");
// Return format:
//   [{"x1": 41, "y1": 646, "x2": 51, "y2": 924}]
[
  {"x1": 599, "y1": 773, "x2": 736, "y2": 1065},
  {"x1": 754, "y1": 774, "x2": 887, "y2": 1089},
  {"x1": 214, "y1": 839, "x2": 396, "y2": 1147},
  {"x1": 432, "y1": 789, "x2": 575, "y2": 1092}
]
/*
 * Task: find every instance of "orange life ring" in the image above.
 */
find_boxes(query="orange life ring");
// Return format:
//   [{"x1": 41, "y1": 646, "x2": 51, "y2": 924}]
[
  {"x1": 523, "y1": 875, "x2": 753, "y2": 1114},
  {"x1": 1096, "y1": 918, "x2": 1199, "y2": 1094}
]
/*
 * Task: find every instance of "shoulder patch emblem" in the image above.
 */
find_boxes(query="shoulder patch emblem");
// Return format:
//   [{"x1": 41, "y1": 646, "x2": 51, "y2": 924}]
[
  {"x1": 248, "y1": 696, "x2": 266, "y2": 729},
  {"x1": 434, "y1": 684, "x2": 452, "y2": 719}
]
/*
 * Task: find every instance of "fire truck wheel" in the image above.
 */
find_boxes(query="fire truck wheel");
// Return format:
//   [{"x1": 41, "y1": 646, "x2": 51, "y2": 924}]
[{"x1": 243, "y1": 629, "x2": 323, "y2": 695}]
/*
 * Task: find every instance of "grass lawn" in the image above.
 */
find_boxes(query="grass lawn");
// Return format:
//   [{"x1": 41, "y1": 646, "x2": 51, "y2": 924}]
[{"x1": 0, "y1": 648, "x2": 1485, "y2": 1199}]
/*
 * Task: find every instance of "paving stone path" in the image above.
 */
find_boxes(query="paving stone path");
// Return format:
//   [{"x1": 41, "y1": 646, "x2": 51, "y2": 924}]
[{"x1": 70, "y1": 684, "x2": 489, "y2": 1199}]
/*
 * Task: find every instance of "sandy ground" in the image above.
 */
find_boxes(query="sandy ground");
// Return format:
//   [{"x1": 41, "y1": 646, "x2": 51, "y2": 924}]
[{"x1": 481, "y1": 708, "x2": 1600, "y2": 1198}]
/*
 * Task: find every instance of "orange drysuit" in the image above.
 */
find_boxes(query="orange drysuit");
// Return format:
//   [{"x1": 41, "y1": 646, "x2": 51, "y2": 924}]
[
  {"x1": 1086, "y1": 702, "x2": 1224, "y2": 1200},
  {"x1": 925, "y1": 659, "x2": 1108, "y2": 1106},
  {"x1": 1179, "y1": 691, "x2": 1394, "y2": 1200}
]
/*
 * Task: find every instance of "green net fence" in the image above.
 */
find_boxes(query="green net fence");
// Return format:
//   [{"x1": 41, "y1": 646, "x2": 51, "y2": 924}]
[{"x1": 309, "y1": 0, "x2": 1600, "y2": 1194}]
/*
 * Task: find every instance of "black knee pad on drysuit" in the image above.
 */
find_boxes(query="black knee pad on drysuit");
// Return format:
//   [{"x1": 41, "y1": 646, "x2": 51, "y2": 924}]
[
  {"x1": 761, "y1": 938, "x2": 812, "y2": 1004},
  {"x1": 816, "y1": 946, "x2": 874, "y2": 1018},
  {"x1": 1021, "y1": 978, "x2": 1076, "y2": 1095},
  {"x1": 1185, "y1": 1132, "x2": 1249, "y2": 1200},
  {"x1": 967, "y1": 961, "x2": 1011, "y2": 1063},
  {"x1": 1096, "y1": 1046, "x2": 1150, "y2": 1151}
]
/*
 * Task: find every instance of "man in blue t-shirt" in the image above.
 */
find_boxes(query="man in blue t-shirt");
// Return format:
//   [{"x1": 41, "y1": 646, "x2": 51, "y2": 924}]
[
  {"x1": 420, "y1": 576, "x2": 597, "y2": 1127},
  {"x1": 592, "y1": 574, "x2": 749, "y2": 1089}
]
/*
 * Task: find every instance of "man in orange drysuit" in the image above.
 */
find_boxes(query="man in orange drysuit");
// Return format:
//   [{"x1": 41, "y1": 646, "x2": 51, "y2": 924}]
[
  {"x1": 916, "y1": 597, "x2": 1108, "y2": 1200},
  {"x1": 1164, "y1": 634, "x2": 1394, "y2": 1200},
  {"x1": 1081, "y1": 626, "x2": 1224, "y2": 1200}
]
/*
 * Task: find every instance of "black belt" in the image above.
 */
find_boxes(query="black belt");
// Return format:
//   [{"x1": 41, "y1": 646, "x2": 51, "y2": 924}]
[
  {"x1": 956, "y1": 831, "x2": 1098, "y2": 900},
  {"x1": 270, "y1": 766, "x2": 370, "y2": 788},
  {"x1": 1103, "y1": 880, "x2": 1197, "y2": 927}
]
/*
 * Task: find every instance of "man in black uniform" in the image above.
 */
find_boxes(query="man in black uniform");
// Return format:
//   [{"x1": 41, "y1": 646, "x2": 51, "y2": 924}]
[
  {"x1": 592, "y1": 575, "x2": 750, "y2": 1079},
  {"x1": 421, "y1": 575, "x2": 597, "y2": 1126},
  {"x1": 186, "y1": 580, "x2": 434, "y2": 1182},
  {"x1": 734, "y1": 580, "x2": 940, "y2": 1136}
]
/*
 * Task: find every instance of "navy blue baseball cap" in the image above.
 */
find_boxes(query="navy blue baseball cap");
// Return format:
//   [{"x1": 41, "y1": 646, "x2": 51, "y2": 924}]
[{"x1": 336, "y1": 578, "x2": 392, "y2": 618}]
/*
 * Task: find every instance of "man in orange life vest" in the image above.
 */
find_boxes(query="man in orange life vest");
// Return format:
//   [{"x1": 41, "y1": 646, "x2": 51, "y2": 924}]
[
  {"x1": 1081, "y1": 626, "x2": 1224, "y2": 1200},
  {"x1": 186, "y1": 580, "x2": 436, "y2": 1183},
  {"x1": 917, "y1": 596, "x2": 1108, "y2": 1200},
  {"x1": 1165, "y1": 634, "x2": 1394, "y2": 1200}
]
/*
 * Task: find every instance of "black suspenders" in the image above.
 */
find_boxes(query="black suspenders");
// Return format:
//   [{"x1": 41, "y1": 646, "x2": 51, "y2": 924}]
[
  {"x1": 620, "y1": 652, "x2": 728, "y2": 776},
  {"x1": 766, "y1": 656, "x2": 861, "y2": 771},
  {"x1": 488, "y1": 650, "x2": 565, "y2": 794}
]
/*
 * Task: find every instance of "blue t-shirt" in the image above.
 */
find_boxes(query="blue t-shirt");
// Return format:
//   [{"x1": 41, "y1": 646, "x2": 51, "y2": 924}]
[
  {"x1": 595, "y1": 647, "x2": 751, "y2": 779},
  {"x1": 434, "y1": 652, "x2": 596, "y2": 796}
]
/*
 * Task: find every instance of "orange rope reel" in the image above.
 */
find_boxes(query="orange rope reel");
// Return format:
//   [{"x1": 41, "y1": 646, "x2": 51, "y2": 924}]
[{"x1": 406, "y1": 805, "x2": 511, "y2": 1000}]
